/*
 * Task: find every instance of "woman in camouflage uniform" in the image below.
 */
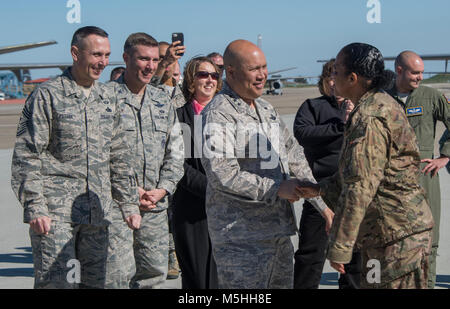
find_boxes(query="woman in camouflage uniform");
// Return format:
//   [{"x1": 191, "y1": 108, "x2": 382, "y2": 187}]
[{"x1": 320, "y1": 43, "x2": 434, "y2": 289}]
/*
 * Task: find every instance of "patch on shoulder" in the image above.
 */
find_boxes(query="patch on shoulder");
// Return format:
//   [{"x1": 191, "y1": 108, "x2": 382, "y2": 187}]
[
  {"x1": 444, "y1": 94, "x2": 450, "y2": 104},
  {"x1": 406, "y1": 106, "x2": 423, "y2": 117}
]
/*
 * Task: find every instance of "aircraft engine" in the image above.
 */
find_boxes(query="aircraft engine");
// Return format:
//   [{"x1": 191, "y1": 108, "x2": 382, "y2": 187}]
[
  {"x1": 267, "y1": 79, "x2": 283, "y2": 95},
  {"x1": 272, "y1": 80, "x2": 282, "y2": 89}
]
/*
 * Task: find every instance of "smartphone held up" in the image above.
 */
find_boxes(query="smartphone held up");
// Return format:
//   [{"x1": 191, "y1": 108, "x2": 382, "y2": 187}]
[{"x1": 172, "y1": 32, "x2": 184, "y2": 56}]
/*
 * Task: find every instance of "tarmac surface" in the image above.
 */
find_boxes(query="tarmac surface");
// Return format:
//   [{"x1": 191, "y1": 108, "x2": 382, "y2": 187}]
[{"x1": 0, "y1": 85, "x2": 449, "y2": 289}]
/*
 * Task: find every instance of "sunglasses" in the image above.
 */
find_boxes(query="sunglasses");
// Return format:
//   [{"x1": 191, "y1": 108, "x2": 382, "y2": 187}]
[{"x1": 195, "y1": 71, "x2": 220, "y2": 81}]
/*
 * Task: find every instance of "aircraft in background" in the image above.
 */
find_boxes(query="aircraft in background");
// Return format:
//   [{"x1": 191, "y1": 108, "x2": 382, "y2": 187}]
[
  {"x1": 317, "y1": 54, "x2": 450, "y2": 75},
  {"x1": 0, "y1": 40, "x2": 123, "y2": 82},
  {"x1": 257, "y1": 34, "x2": 316, "y2": 95},
  {"x1": 265, "y1": 67, "x2": 297, "y2": 96},
  {"x1": 0, "y1": 40, "x2": 122, "y2": 98},
  {"x1": 383, "y1": 54, "x2": 450, "y2": 75},
  {"x1": 0, "y1": 41, "x2": 57, "y2": 55}
]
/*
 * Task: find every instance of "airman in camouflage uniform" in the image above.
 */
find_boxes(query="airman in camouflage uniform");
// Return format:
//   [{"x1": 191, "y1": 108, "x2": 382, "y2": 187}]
[
  {"x1": 109, "y1": 33, "x2": 184, "y2": 289},
  {"x1": 159, "y1": 81, "x2": 185, "y2": 280},
  {"x1": 168, "y1": 84, "x2": 186, "y2": 108},
  {"x1": 11, "y1": 27, "x2": 141, "y2": 289},
  {"x1": 155, "y1": 42, "x2": 185, "y2": 280},
  {"x1": 200, "y1": 40, "x2": 328, "y2": 289},
  {"x1": 386, "y1": 51, "x2": 450, "y2": 288},
  {"x1": 321, "y1": 90, "x2": 434, "y2": 288},
  {"x1": 320, "y1": 44, "x2": 434, "y2": 289}
]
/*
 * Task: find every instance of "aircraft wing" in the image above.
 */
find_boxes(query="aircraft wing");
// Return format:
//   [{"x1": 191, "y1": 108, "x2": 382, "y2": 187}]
[
  {"x1": 318, "y1": 54, "x2": 450, "y2": 74},
  {"x1": 268, "y1": 67, "x2": 297, "y2": 75},
  {"x1": 318, "y1": 54, "x2": 450, "y2": 62},
  {"x1": 0, "y1": 61, "x2": 125, "y2": 71},
  {"x1": 0, "y1": 41, "x2": 57, "y2": 55},
  {"x1": 267, "y1": 75, "x2": 317, "y2": 81},
  {"x1": 383, "y1": 54, "x2": 450, "y2": 61}
]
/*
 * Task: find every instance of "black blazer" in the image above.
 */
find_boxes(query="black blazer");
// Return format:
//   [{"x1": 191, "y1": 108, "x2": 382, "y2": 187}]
[
  {"x1": 293, "y1": 95, "x2": 345, "y2": 181},
  {"x1": 173, "y1": 102, "x2": 207, "y2": 222}
]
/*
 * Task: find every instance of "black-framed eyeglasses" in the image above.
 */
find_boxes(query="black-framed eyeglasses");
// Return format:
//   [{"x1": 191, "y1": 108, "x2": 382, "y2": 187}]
[{"x1": 195, "y1": 71, "x2": 220, "y2": 81}]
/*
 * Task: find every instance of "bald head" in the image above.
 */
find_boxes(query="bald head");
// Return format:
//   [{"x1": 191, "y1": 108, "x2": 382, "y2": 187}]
[
  {"x1": 395, "y1": 50, "x2": 424, "y2": 93},
  {"x1": 223, "y1": 40, "x2": 268, "y2": 104},
  {"x1": 395, "y1": 51, "x2": 423, "y2": 70},
  {"x1": 224, "y1": 40, "x2": 263, "y2": 68}
]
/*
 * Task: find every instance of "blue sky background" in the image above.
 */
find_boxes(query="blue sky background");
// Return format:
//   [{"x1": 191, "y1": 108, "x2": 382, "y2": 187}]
[{"x1": 1, "y1": 0, "x2": 449, "y2": 82}]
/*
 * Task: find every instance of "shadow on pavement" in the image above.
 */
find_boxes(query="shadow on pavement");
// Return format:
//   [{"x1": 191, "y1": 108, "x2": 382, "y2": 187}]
[
  {"x1": 320, "y1": 272, "x2": 338, "y2": 286},
  {"x1": 436, "y1": 275, "x2": 450, "y2": 289},
  {"x1": 0, "y1": 267, "x2": 33, "y2": 277},
  {"x1": 0, "y1": 247, "x2": 32, "y2": 264},
  {"x1": 0, "y1": 247, "x2": 33, "y2": 277}
]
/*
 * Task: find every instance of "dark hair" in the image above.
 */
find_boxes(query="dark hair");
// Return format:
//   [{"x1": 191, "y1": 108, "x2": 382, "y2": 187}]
[
  {"x1": 182, "y1": 56, "x2": 223, "y2": 102},
  {"x1": 124, "y1": 32, "x2": 158, "y2": 55},
  {"x1": 207, "y1": 52, "x2": 222, "y2": 59},
  {"x1": 71, "y1": 26, "x2": 108, "y2": 48},
  {"x1": 110, "y1": 66, "x2": 125, "y2": 81},
  {"x1": 340, "y1": 43, "x2": 394, "y2": 90},
  {"x1": 318, "y1": 59, "x2": 335, "y2": 96}
]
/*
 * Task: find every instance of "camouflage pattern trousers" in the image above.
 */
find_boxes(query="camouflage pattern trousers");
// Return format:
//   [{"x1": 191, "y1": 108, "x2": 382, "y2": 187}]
[
  {"x1": 104, "y1": 205, "x2": 135, "y2": 289},
  {"x1": 360, "y1": 229, "x2": 432, "y2": 289},
  {"x1": 130, "y1": 210, "x2": 169, "y2": 289},
  {"x1": 212, "y1": 236, "x2": 294, "y2": 289},
  {"x1": 419, "y1": 171, "x2": 440, "y2": 289},
  {"x1": 30, "y1": 221, "x2": 108, "y2": 289}
]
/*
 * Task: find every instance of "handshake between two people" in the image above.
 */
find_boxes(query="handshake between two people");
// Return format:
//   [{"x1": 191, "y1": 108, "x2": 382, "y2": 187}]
[
  {"x1": 277, "y1": 178, "x2": 321, "y2": 203},
  {"x1": 277, "y1": 179, "x2": 334, "y2": 234}
]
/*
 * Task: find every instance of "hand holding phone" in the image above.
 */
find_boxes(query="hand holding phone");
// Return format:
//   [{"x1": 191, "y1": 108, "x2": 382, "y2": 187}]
[{"x1": 171, "y1": 32, "x2": 184, "y2": 56}]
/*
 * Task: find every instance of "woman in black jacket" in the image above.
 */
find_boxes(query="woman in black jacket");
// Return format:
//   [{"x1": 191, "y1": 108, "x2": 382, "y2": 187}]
[
  {"x1": 172, "y1": 56, "x2": 222, "y2": 288},
  {"x1": 293, "y1": 59, "x2": 360, "y2": 289}
]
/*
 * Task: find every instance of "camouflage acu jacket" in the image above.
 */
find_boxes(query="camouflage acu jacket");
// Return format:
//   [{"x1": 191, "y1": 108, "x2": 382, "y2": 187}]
[
  {"x1": 11, "y1": 69, "x2": 140, "y2": 226},
  {"x1": 110, "y1": 76, "x2": 184, "y2": 212},
  {"x1": 201, "y1": 83, "x2": 328, "y2": 244},
  {"x1": 321, "y1": 90, "x2": 434, "y2": 263},
  {"x1": 158, "y1": 83, "x2": 186, "y2": 109}
]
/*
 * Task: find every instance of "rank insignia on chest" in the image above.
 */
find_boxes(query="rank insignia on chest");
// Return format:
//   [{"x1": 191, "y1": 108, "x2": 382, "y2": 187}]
[
  {"x1": 155, "y1": 103, "x2": 165, "y2": 108},
  {"x1": 406, "y1": 106, "x2": 423, "y2": 116}
]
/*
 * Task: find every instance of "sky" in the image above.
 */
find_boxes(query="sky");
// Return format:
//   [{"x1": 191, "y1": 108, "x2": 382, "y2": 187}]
[{"x1": 1, "y1": 0, "x2": 450, "y2": 82}]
